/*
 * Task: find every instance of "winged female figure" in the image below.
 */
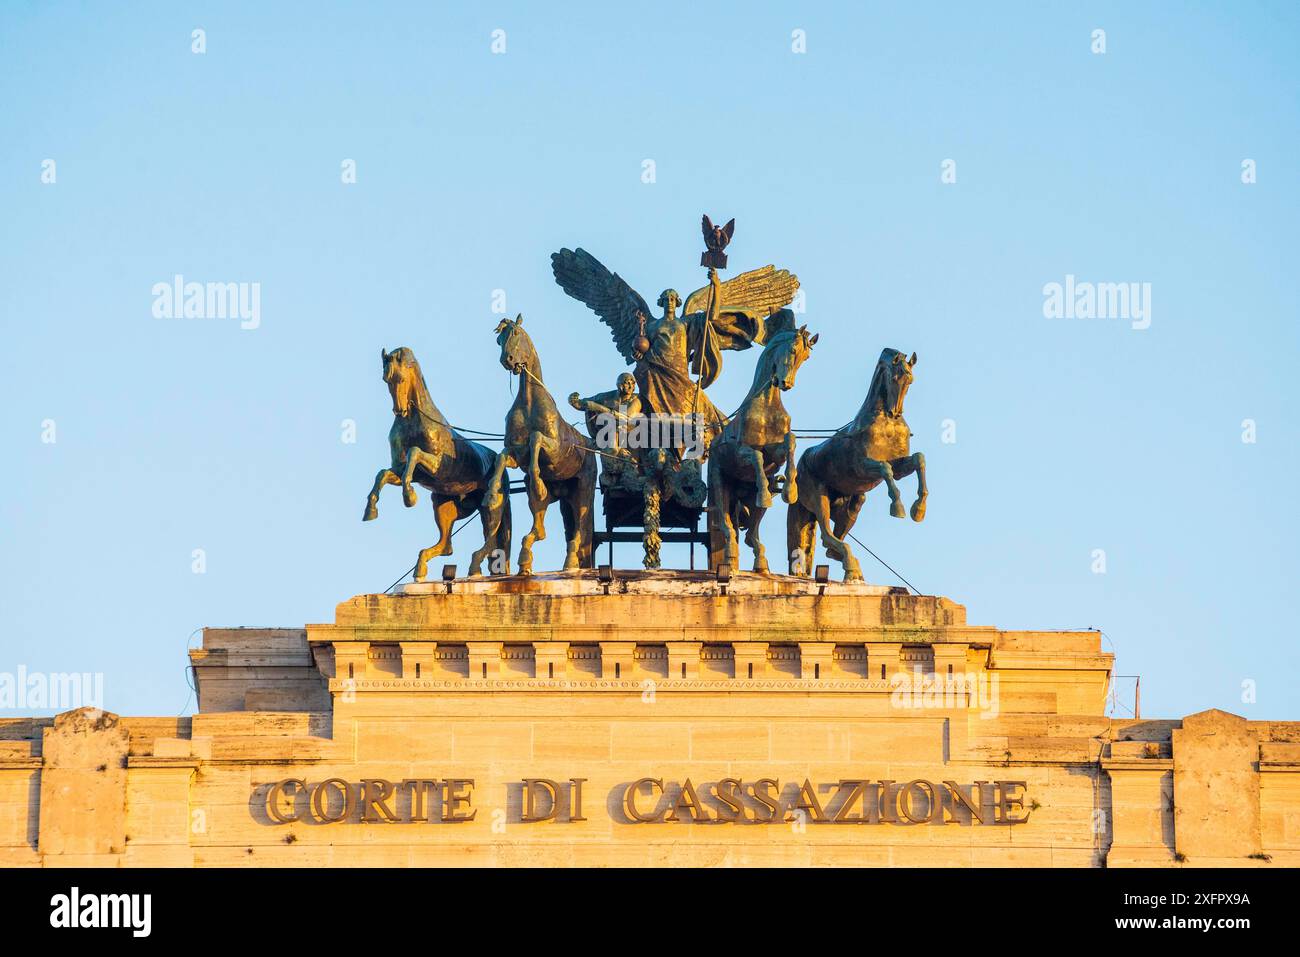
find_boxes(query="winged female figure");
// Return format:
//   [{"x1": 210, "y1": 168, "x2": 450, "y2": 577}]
[{"x1": 550, "y1": 247, "x2": 800, "y2": 439}]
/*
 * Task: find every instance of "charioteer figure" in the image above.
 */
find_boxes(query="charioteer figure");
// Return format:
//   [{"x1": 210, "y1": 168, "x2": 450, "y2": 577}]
[
  {"x1": 569, "y1": 373, "x2": 644, "y2": 499},
  {"x1": 568, "y1": 372, "x2": 642, "y2": 458}
]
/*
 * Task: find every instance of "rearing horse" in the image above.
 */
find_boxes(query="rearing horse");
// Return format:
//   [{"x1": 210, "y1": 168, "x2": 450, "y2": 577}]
[
  {"x1": 787, "y1": 348, "x2": 927, "y2": 581},
  {"x1": 707, "y1": 323, "x2": 817, "y2": 573},
  {"x1": 363, "y1": 347, "x2": 511, "y2": 580},
  {"x1": 483, "y1": 315, "x2": 596, "y2": 575}
]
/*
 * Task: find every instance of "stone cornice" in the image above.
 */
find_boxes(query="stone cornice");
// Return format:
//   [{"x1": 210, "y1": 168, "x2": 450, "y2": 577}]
[{"x1": 329, "y1": 677, "x2": 898, "y2": 693}]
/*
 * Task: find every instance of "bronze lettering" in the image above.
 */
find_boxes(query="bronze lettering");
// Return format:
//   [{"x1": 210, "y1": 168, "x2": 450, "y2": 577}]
[
  {"x1": 665, "y1": 778, "x2": 711, "y2": 822},
  {"x1": 714, "y1": 778, "x2": 746, "y2": 822},
  {"x1": 267, "y1": 778, "x2": 305, "y2": 824},
  {"x1": 859, "y1": 782, "x2": 882, "y2": 824},
  {"x1": 442, "y1": 778, "x2": 476, "y2": 822},
  {"x1": 360, "y1": 778, "x2": 399, "y2": 822},
  {"x1": 521, "y1": 778, "x2": 561, "y2": 822},
  {"x1": 791, "y1": 778, "x2": 826, "y2": 823},
  {"x1": 569, "y1": 777, "x2": 587, "y2": 822},
  {"x1": 996, "y1": 780, "x2": 1030, "y2": 824},
  {"x1": 899, "y1": 780, "x2": 941, "y2": 824},
  {"x1": 941, "y1": 780, "x2": 986, "y2": 825},
  {"x1": 255, "y1": 775, "x2": 1032, "y2": 827},
  {"x1": 749, "y1": 778, "x2": 782, "y2": 823},
  {"x1": 831, "y1": 780, "x2": 867, "y2": 823},
  {"x1": 310, "y1": 778, "x2": 356, "y2": 823},
  {"x1": 401, "y1": 779, "x2": 439, "y2": 822},
  {"x1": 624, "y1": 778, "x2": 665, "y2": 822},
  {"x1": 877, "y1": 780, "x2": 899, "y2": 823}
]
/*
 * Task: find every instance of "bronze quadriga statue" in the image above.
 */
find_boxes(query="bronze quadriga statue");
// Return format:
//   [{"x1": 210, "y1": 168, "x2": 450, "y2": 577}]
[
  {"x1": 363, "y1": 348, "x2": 511, "y2": 580},
  {"x1": 787, "y1": 349, "x2": 928, "y2": 581},
  {"x1": 364, "y1": 217, "x2": 929, "y2": 581}
]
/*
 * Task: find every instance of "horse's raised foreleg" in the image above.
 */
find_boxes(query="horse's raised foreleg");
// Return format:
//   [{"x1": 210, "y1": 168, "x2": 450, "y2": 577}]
[
  {"x1": 870, "y1": 459, "x2": 904, "y2": 519},
  {"x1": 781, "y1": 432, "x2": 798, "y2": 505},
  {"x1": 518, "y1": 492, "x2": 550, "y2": 577},
  {"x1": 890, "y1": 451, "x2": 927, "y2": 522},
  {"x1": 483, "y1": 449, "x2": 515, "y2": 512},
  {"x1": 525, "y1": 433, "x2": 556, "y2": 545},
  {"x1": 400, "y1": 448, "x2": 441, "y2": 508},
  {"x1": 415, "y1": 497, "x2": 460, "y2": 582},
  {"x1": 363, "y1": 468, "x2": 400, "y2": 521}
]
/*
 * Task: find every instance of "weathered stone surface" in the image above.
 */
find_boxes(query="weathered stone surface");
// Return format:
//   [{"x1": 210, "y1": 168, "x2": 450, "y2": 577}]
[
  {"x1": 37, "y1": 708, "x2": 129, "y2": 861},
  {"x1": 190, "y1": 628, "x2": 329, "y2": 713},
  {"x1": 1173, "y1": 709, "x2": 1262, "y2": 860}
]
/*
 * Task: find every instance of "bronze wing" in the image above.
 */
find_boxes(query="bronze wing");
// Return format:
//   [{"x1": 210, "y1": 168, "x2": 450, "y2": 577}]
[
  {"x1": 682, "y1": 264, "x2": 799, "y2": 320},
  {"x1": 551, "y1": 248, "x2": 652, "y2": 365}
]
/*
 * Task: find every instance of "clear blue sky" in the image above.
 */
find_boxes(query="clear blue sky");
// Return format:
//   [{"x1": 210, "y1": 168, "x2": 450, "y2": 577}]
[{"x1": 2, "y1": 2, "x2": 1297, "y2": 720}]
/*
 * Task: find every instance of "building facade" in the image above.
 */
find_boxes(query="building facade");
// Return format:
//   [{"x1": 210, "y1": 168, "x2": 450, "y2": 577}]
[{"x1": 1, "y1": 571, "x2": 1295, "y2": 867}]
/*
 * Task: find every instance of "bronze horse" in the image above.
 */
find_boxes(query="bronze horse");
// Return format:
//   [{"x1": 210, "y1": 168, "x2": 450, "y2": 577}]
[
  {"x1": 363, "y1": 347, "x2": 511, "y2": 580},
  {"x1": 786, "y1": 348, "x2": 927, "y2": 581},
  {"x1": 708, "y1": 323, "x2": 817, "y2": 573},
  {"x1": 483, "y1": 316, "x2": 596, "y2": 575}
]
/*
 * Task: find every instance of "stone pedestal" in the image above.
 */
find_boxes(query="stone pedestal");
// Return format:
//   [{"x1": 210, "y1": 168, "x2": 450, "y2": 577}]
[
  {"x1": 1172, "y1": 710, "x2": 1263, "y2": 862},
  {"x1": 37, "y1": 708, "x2": 129, "y2": 865}
]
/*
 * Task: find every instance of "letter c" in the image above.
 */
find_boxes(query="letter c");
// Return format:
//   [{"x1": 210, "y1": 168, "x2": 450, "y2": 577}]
[
  {"x1": 623, "y1": 778, "x2": 664, "y2": 822},
  {"x1": 267, "y1": 778, "x2": 306, "y2": 824}
]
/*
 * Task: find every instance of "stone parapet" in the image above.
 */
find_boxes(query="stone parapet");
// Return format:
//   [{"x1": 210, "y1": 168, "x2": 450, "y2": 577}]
[{"x1": 294, "y1": 572, "x2": 1110, "y2": 719}]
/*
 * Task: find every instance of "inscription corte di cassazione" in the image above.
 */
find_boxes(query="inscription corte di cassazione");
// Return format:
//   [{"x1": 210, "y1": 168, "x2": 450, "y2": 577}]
[{"x1": 263, "y1": 777, "x2": 1033, "y2": 826}]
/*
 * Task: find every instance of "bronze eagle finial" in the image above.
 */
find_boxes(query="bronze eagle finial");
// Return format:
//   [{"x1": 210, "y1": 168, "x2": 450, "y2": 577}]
[{"x1": 701, "y1": 214, "x2": 735, "y2": 268}]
